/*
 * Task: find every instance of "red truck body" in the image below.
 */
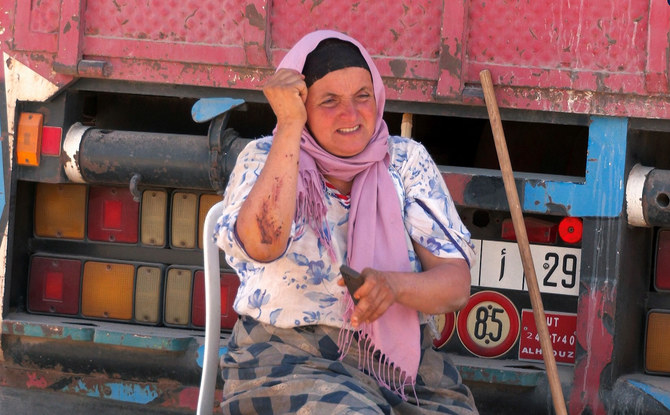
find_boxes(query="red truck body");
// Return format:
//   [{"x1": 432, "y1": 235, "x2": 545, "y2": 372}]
[{"x1": 2, "y1": 1, "x2": 670, "y2": 414}]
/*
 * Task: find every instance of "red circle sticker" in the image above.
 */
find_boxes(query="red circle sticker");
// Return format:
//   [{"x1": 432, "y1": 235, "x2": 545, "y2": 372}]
[
  {"x1": 433, "y1": 312, "x2": 456, "y2": 349},
  {"x1": 457, "y1": 291, "x2": 520, "y2": 358}
]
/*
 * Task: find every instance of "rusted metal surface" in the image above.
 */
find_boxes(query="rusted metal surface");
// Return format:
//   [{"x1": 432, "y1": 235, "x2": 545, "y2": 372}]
[
  {"x1": 0, "y1": 364, "x2": 219, "y2": 412},
  {"x1": 0, "y1": 313, "x2": 225, "y2": 411},
  {"x1": 2, "y1": 1, "x2": 670, "y2": 118},
  {"x1": 569, "y1": 283, "x2": 615, "y2": 415},
  {"x1": 1, "y1": 314, "x2": 197, "y2": 351}
]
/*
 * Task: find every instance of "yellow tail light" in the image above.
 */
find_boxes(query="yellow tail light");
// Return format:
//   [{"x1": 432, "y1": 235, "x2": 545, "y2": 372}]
[
  {"x1": 164, "y1": 268, "x2": 192, "y2": 326},
  {"x1": 645, "y1": 310, "x2": 670, "y2": 373},
  {"x1": 34, "y1": 183, "x2": 87, "y2": 239},
  {"x1": 17, "y1": 112, "x2": 43, "y2": 166},
  {"x1": 81, "y1": 261, "x2": 134, "y2": 320},
  {"x1": 141, "y1": 190, "x2": 167, "y2": 246},
  {"x1": 198, "y1": 194, "x2": 220, "y2": 249},
  {"x1": 134, "y1": 266, "x2": 162, "y2": 324},
  {"x1": 171, "y1": 192, "x2": 197, "y2": 249}
]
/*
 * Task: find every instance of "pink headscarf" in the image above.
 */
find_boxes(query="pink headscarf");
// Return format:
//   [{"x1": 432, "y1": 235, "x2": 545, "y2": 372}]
[{"x1": 277, "y1": 30, "x2": 420, "y2": 397}]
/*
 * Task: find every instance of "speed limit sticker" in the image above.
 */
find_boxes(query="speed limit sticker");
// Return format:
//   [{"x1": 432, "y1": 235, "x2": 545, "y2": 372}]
[
  {"x1": 432, "y1": 312, "x2": 456, "y2": 349},
  {"x1": 457, "y1": 291, "x2": 520, "y2": 358}
]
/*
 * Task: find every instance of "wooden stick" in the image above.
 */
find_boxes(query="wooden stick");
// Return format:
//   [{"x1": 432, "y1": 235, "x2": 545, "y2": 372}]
[
  {"x1": 479, "y1": 69, "x2": 568, "y2": 415},
  {"x1": 401, "y1": 113, "x2": 413, "y2": 138}
]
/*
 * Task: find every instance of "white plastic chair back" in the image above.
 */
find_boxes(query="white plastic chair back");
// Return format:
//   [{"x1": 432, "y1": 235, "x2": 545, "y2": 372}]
[{"x1": 197, "y1": 201, "x2": 224, "y2": 415}]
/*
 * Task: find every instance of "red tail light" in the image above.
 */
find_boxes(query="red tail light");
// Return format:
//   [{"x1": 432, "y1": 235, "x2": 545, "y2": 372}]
[
  {"x1": 191, "y1": 271, "x2": 240, "y2": 329},
  {"x1": 88, "y1": 186, "x2": 139, "y2": 243},
  {"x1": 28, "y1": 256, "x2": 81, "y2": 315},
  {"x1": 501, "y1": 217, "x2": 557, "y2": 244},
  {"x1": 655, "y1": 229, "x2": 670, "y2": 291},
  {"x1": 103, "y1": 200, "x2": 123, "y2": 229},
  {"x1": 41, "y1": 126, "x2": 62, "y2": 156}
]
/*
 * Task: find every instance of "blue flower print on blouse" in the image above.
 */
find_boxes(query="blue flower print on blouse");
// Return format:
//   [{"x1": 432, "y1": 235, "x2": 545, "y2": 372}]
[
  {"x1": 302, "y1": 310, "x2": 321, "y2": 324},
  {"x1": 305, "y1": 291, "x2": 339, "y2": 309},
  {"x1": 216, "y1": 135, "x2": 475, "y2": 329},
  {"x1": 269, "y1": 309, "x2": 283, "y2": 325},
  {"x1": 288, "y1": 253, "x2": 334, "y2": 285},
  {"x1": 248, "y1": 289, "x2": 270, "y2": 319}
]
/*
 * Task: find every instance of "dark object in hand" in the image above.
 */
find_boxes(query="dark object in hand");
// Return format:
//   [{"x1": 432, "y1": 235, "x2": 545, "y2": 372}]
[{"x1": 340, "y1": 265, "x2": 365, "y2": 304}]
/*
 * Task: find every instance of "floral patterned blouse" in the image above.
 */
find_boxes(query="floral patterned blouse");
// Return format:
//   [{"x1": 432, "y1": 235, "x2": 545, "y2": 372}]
[{"x1": 215, "y1": 135, "x2": 475, "y2": 329}]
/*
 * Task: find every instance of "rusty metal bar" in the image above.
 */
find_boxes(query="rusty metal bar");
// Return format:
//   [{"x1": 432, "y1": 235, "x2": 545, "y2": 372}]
[{"x1": 62, "y1": 123, "x2": 250, "y2": 192}]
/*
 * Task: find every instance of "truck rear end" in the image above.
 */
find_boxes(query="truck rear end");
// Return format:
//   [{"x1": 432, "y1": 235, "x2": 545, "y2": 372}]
[{"x1": 2, "y1": 1, "x2": 670, "y2": 414}]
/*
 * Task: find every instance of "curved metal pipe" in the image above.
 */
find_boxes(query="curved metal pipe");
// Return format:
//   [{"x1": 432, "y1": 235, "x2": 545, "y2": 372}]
[{"x1": 197, "y1": 200, "x2": 225, "y2": 415}]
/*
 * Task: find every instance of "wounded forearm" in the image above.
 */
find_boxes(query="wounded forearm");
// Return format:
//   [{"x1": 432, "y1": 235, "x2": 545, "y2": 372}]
[{"x1": 236, "y1": 130, "x2": 301, "y2": 261}]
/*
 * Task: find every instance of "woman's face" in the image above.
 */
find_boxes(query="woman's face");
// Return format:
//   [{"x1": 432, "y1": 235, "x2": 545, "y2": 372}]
[{"x1": 305, "y1": 67, "x2": 377, "y2": 157}]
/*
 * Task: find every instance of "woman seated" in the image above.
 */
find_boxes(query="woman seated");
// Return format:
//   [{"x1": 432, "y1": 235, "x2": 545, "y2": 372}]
[{"x1": 216, "y1": 29, "x2": 478, "y2": 414}]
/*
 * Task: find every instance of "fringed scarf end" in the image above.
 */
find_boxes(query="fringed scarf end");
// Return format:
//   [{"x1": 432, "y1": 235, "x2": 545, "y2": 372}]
[
  {"x1": 296, "y1": 170, "x2": 337, "y2": 262},
  {"x1": 337, "y1": 294, "x2": 417, "y2": 402}
]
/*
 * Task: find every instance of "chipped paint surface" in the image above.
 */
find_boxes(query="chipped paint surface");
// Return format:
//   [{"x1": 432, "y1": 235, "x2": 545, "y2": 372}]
[
  {"x1": 3, "y1": 53, "x2": 60, "y2": 138},
  {"x1": 0, "y1": 1, "x2": 668, "y2": 116},
  {"x1": 456, "y1": 363, "x2": 543, "y2": 387},
  {"x1": 524, "y1": 117, "x2": 627, "y2": 217},
  {"x1": 569, "y1": 283, "x2": 615, "y2": 415},
  {"x1": 196, "y1": 344, "x2": 228, "y2": 368},
  {"x1": 1, "y1": 53, "x2": 60, "y2": 286},
  {"x1": 627, "y1": 380, "x2": 670, "y2": 410},
  {"x1": 63, "y1": 379, "x2": 159, "y2": 404},
  {"x1": 0, "y1": 346, "x2": 220, "y2": 410},
  {"x1": 1, "y1": 316, "x2": 197, "y2": 351}
]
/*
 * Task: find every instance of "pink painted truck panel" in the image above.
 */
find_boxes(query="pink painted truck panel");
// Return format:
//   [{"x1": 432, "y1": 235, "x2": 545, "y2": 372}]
[{"x1": 3, "y1": 0, "x2": 670, "y2": 118}]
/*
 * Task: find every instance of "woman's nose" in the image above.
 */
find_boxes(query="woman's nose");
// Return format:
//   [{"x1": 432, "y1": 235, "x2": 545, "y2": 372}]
[{"x1": 339, "y1": 99, "x2": 357, "y2": 119}]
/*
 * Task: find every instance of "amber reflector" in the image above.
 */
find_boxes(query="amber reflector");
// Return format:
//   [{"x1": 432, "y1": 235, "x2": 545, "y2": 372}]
[
  {"x1": 81, "y1": 261, "x2": 134, "y2": 320},
  {"x1": 28, "y1": 257, "x2": 81, "y2": 315},
  {"x1": 34, "y1": 183, "x2": 87, "y2": 239},
  {"x1": 134, "y1": 266, "x2": 162, "y2": 324},
  {"x1": 171, "y1": 192, "x2": 197, "y2": 249},
  {"x1": 191, "y1": 271, "x2": 240, "y2": 329},
  {"x1": 88, "y1": 186, "x2": 139, "y2": 243},
  {"x1": 164, "y1": 268, "x2": 192, "y2": 326},
  {"x1": 645, "y1": 310, "x2": 670, "y2": 373},
  {"x1": 17, "y1": 112, "x2": 43, "y2": 166},
  {"x1": 198, "y1": 194, "x2": 220, "y2": 249},
  {"x1": 141, "y1": 190, "x2": 167, "y2": 246},
  {"x1": 655, "y1": 229, "x2": 670, "y2": 291}
]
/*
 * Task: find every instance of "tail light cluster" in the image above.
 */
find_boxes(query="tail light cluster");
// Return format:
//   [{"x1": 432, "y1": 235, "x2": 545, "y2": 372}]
[
  {"x1": 28, "y1": 182, "x2": 239, "y2": 329},
  {"x1": 35, "y1": 183, "x2": 220, "y2": 249}
]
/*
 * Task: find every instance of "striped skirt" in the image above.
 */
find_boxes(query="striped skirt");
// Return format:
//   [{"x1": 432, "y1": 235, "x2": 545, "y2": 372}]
[{"x1": 220, "y1": 316, "x2": 478, "y2": 415}]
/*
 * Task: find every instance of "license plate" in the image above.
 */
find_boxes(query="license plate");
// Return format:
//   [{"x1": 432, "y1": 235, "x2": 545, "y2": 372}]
[
  {"x1": 518, "y1": 309, "x2": 577, "y2": 364},
  {"x1": 470, "y1": 239, "x2": 581, "y2": 296}
]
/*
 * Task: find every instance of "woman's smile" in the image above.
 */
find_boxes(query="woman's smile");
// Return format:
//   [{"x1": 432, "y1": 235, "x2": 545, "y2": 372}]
[{"x1": 337, "y1": 125, "x2": 360, "y2": 134}]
